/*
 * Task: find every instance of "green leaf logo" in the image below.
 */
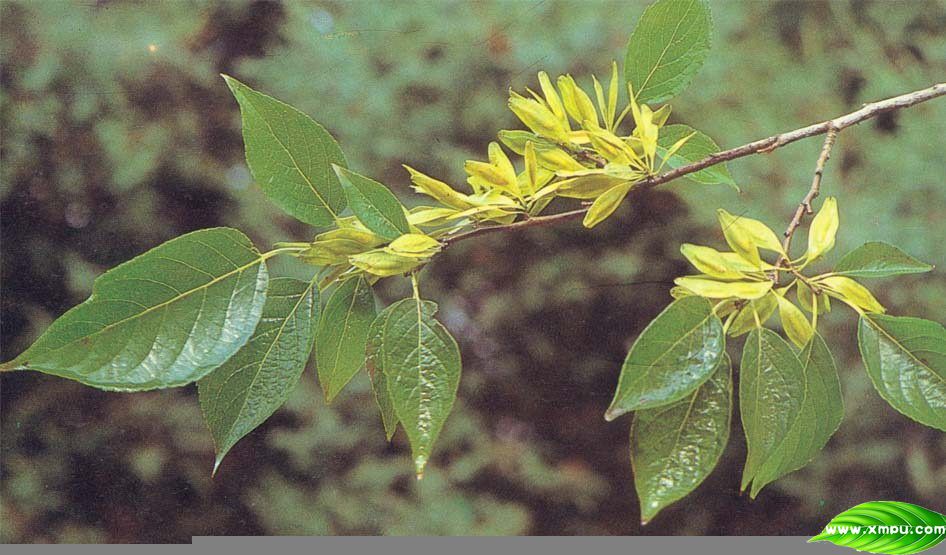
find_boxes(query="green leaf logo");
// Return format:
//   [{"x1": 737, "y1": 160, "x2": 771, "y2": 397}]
[{"x1": 810, "y1": 501, "x2": 946, "y2": 554}]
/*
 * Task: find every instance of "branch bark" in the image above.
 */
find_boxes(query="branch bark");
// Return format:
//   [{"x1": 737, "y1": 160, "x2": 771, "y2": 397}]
[{"x1": 443, "y1": 82, "x2": 946, "y2": 248}]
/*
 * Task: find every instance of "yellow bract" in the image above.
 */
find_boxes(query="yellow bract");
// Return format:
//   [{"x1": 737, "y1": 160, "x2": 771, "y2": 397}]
[
  {"x1": 674, "y1": 276, "x2": 773, "y2": 300},
  {"x1": 816, "y1": 275, "x2": 885, "y2": 314},
  {"x1": 583, "y1": 182, "x2": 635, "y2": 228},
  {"x1": 775, "y1": 293, "x2": 813, "y2": 347},
  {"x1": 716, "y1": 208, "x2": 785, "y2": 268},
  {"x1": 806, "y1": 197, "x2": 839, "y2": 262},
  {"x1": 680, "y1": 243, "x2": 750, "y2": 280}
]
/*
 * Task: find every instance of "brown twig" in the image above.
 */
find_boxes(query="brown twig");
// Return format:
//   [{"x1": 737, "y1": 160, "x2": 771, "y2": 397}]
[
  {"x1": 443, "y1": 82, "x2": 946, "y2": 249},
  {"x1": 774, "y1": 127, "x2": 839, "y2": 274}
]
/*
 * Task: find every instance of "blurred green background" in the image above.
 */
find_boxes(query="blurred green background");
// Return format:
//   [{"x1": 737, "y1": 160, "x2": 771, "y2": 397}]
[{"x1": 2, "y1": 0, "x2": 945, "y2": 542}]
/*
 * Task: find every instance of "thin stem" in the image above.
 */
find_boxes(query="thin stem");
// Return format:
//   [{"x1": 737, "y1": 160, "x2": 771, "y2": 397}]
[
  {"x1": 774, "y1": 126, "x2": 839, "y2": 273},
  {"x1": 411, "y1": 271, "x2": 421, "y2": 301},
  {"x1": 443, "y1": 82, "x2": 946, "y2": 250}
]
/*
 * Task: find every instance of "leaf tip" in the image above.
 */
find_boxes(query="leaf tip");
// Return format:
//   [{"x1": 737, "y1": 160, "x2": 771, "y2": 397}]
[
  {"x1": 414, "y1": 456, "x2": 428, "y2": 480},
  {"x1": 603, "y1": 407, "x2": 622, "y2": 422}
]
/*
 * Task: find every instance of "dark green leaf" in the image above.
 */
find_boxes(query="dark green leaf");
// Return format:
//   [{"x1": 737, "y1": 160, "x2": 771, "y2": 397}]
[
  {"x1": 810, "y1": 501, "x2": 946, "y2": 554},
  {"x1": 745, "y1": 332, "x2": 843, "y2": 497},
  {"x1": 0, "y1": 228, "x2": 268, "y2": 390},
  {"x1": 739, "y1": 328, "x2": 806, "y2": 495},
  {"x1": 223, "y1": 75, "x2": 347, "y2": 226},
  {"x1": 316, "y1": 276, "x2": 377, "y2": 402},
  {"x1": 631, "y1": 354, "x2": 731, "y2": 524},
  {"x1": 624, "y1": 0, "x2": 713, "y2": 104},
  {"x1": 333, "y1": 165, "x2": 410, "y2": 241},
  {"x1": 658, "y1": 124, "x2": 737, "y2": 189},
  {"x1": 198, "y1": 278, "x2": 320, "y2": 472},
  {"x1": 381, "y1": 297, "x2": 461, "y2": 478},
  {"x1": 605, "y1": 296, "x2": 724, "y2": 421},
  {"x1": 835, "y1": 242, "x2": 933, "y2": 278},
  {"x1": 858, "y1": 314, "x2": 946, "y2": 431}
]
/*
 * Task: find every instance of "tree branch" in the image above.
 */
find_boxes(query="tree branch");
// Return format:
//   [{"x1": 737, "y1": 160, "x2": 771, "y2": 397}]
[
  {"x1": 444, "y1": 82, "x2": 946, "y2": 249},
  {"x1": 774, "y1": 126, "x2": 838, "y2": 274}
]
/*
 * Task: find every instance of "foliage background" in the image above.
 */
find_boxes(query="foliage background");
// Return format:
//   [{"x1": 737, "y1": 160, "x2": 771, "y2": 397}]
[{"x1": 2, "y1": 0, "x2": 945, "y2": 541}]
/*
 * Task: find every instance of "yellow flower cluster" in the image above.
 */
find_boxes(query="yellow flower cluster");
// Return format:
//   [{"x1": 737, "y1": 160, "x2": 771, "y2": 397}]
[
  {"x1": 404, "y1": 62, "x2": 693, "y2": 230},
  {"x1": 295, "y1": 64, "x2": 694, "y2": 280},
  {"x1": 671, "y1": 198, "x2": 885, "y2": 346}
]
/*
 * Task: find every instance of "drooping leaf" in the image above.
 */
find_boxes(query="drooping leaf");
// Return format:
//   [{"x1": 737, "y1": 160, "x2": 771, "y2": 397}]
[
  {"x1": 199, "y1": 278, "x2": 320, "y2": 472},
  {"x1": 316, "y1": 277, "x2": 377, "y2": 402},
  {"x1": 605, "y1": 296, "x2": 724, "y2": 420},
  {"x1": 658, "y1": 124, "x2": 736, "y2": 188},
  {"x1": 739, "y1": 328, "x2": 806, "y2": 495},
  {"x1": 381, "y1": 297, "x2": 462, "y2": 478},
  {"x1": 333, "y1": 165, "x2": 410, "y2": 241},
  {"x1": 624, "y1": 0, "x2": 713, "y2": 104},
  {"x1": 745, "y1": 333, "x2": 843, "y2": 497},
  {"x1": 858, "y1": 314, "x2": 946, "y2": 431},
  {"x1": 835, "y1": 242, "x2": 934, "y2": 279},
  {"x1": 364, "y1": 300, "x2": 439, "y2": 441},
  {"x1": 223, "y1": 75, "x2": 347, "y2": 226},
  {"x1": 631, "y1": 354, "x2": 731, "y2": 524},
  {"x1": 810, "y1": 501, "x2": 946, "y2": 555},
  {"x1": 0, "y1": 228, "x2": 268, "y2": 391}
]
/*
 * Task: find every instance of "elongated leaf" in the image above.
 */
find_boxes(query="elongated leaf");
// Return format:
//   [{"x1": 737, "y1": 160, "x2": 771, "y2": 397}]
[
  {"x1": 625, "y1": 0, "x2": 712, "y2": 104},
  {"x1": 605, "y1": 296, "x2": 724, "y2": 420},
  {"x1": 364, "y1": 300, "x2": 439, "y2": 441},
  {"x1": 835, "y1": 242, "x2": 934, "y2": 278},
  {"x1": 658, "y1": 125, "x2": 736, "y2": 188},
  {"x1": 224, "y1": 75, "x2": 347, "y2": 226},
  {"x1": 0, "y1": 228, "x2": 268, "y2": 391},
  {"x1": 631, "y1": 354, "x2": 731, "y2": 524},
  {"x1": 810, "y1": 501, "x2": 946, "y2": 555},
  {"x1": 381, "y1": 297, "x2": 462, "y2": 478},
  {"x1": 858, "y1": 314, "x2": 946, "y2": 431},
  {"x1": 316, "y1": 277, "x2": 376, "y2": 402},
  {"x1": 739, "y1": 328, "x2": 806, "y2": 494},
  {"x1": 198, "y1": 278, "x2": 320, "y2": 472},
  {"x1": 745, "y1": 333, "x2": 843, "y2": 497},
  {"x1": 334, "y1": 165, "x2": 410, "y2": 241}
]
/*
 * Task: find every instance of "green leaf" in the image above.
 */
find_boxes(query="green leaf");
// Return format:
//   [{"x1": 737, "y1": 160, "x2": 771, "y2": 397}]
[
  {"x1": 624, "y1": 0, "x2": 713, "y2": 104},
  {"x1": 858, "y1": 314, "x2": 946, "y2": 431},
  {"x1": 198, "y1": 278, "x2": 320, "y2": 473},
  {"x1": 835, "y1": 242, "x2": 934, "y2": 279},
  {"x1": 333, "y1": 165, "x2": 410, "y2": 241},
  {"x1": 745, "y1": 333, "x2": 843, "y2": 497},
  {"x1": 0, "y1": 228, "x2": 268, "y2": 390},
  {"x1": 605, "y1": 296, "x2": 725, "y2": 420},
  {"x1": 658, "y1": 124, "x2": 737, "y2": 189},
  {"x1": 631, "y1": 354, "x2": 731, "y2": 524},
  {"x1": 810, "y1": 501, "x2": 946, "y2": 555},
  {"x1": 739, "y1": 328, "x2": 806, "y2": 495},
  {"x1": 380, "y1": 297, "x2": 462, "y2": 478},
  {"x1": 223, "y1": 75, "x2": 347, "y2": 227},
  {"x1": 316, "y1": 276, "x2": 377, "y2": 402}
]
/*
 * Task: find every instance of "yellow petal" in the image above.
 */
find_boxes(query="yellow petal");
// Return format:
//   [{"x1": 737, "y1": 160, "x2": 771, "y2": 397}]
[
  {"x1": 556, "y1": 174, "x2": 628, "y2": 199},
  {"x1": 673, "y1": 276, "x2": 773, "y2": 300},
  {"x1": 670, "y1": 285, "x2": 695, "y2": 300},
  {"x1": 488, "y1": 142, "x2": 518, "y2": 187},
  {"x1": 806, "y1": 196, "x2": 839, "y2": 261},
  {"x1": 582, "y1": 182, "x2": 633, "y2": 228},
  {"x1": 651, "y1": 104, "x2": 671, "y2": 127},
  {"x1": 728, "y1": 293, "x2": 778, "y2": 336},
  {"x1": 817, "y1": 275, "x2": 885, "y2": 314},
  {"x1": 557, "y1": 74, "x2": 599, "y2": 128},
  {"x1": 524, "y1": 141, "x2": 539, "y2": 193},
  {"x1": 508, "y1": 92, "x2": 569, "y2": 142},
  {"x1": 403, "y1": 165, "x2": 475, "y2": 210},
  {"x1": 385, "y1": 233, "x2": 442, "y2": 259},
  {"x1": 775, "y1": 294, "x2": 813, "y2": 347},
  {"x1": 407, "y1": 206, "x2": 463, "y2": 227},
  {"x1": 538, "y1": 71, "x2": 567, "y2": 124},
  {"x1": 607, "y1": 61, "x2": 619, "y2": 130},
  {"x1": 717, "y1": 208, "x2": 785, "y2": 266},
  {"x1": 680, "y1": 243, "x2": 751, "y2": 279},
  {"x1": 350, "y1": 250, "x2": 423, "y2": 277}
]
